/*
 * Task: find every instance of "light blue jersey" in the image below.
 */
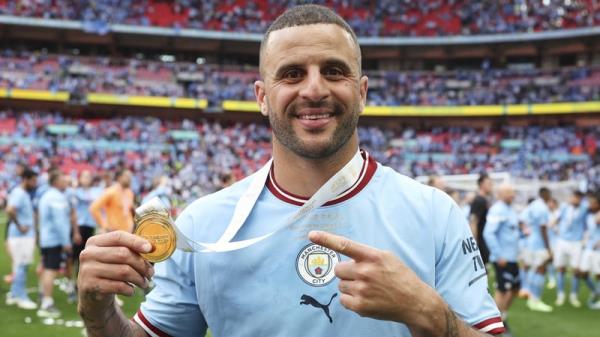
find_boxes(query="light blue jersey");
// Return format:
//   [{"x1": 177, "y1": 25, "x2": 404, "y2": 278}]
[
  {"x1": 484, "y1": 201, "x2": 519, "y2": 263},
  {"x1": 38, "y1": 187, "x2": 71, "y2": 248},
  {"x1": 586, "y1": 213, "x2": 600, "y2": 251},
  {"x1": 136, "y1": 154, "x2": 503, "y2": 337},
  {"x1": 6, "y1": 186, "x2": 35, "y2": 238},
  {"x1": 557, "y1": 202, "x2": 588, "y2": 242},
  {"x1": 524, "y1": 199, "x2": 550, "y2": 251},
  {"x1": 70, "y1": 186, "x2": 101, "y2": 227}
]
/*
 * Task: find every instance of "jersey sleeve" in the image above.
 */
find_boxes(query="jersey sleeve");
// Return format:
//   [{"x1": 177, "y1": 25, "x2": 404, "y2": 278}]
[
  {"x1": 7, "y1": 189, "x2": 24, "y2": 213},
  {"x1": 483, "y1": 205, "x2": 502, "y2": 260},
  {"x1": 135, "y1": 210, "x2": 207, "y2": 337},
  {"x1": 540, "y1": 206, "x2": 550, "y2": 227},
  {"x1": 433, "y1": 191, "x2": 504, "y2": 335}
]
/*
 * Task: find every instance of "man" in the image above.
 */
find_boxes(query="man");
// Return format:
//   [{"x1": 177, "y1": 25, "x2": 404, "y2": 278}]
[
  {"x1": 523, "y1": 187, "x2": 554, "y2": 312},
  {"x1": 38, "y1": 170, "x2": 72, "y2": 318},
  {"x1": 470, "y1": 173, "x2": 493, "y2": 266},
  {"x1": 77, "y1": 5, "x2": 504, "y2": 337},
  {"x1": 579, "y1": 190, "x2": 600, "y2": 309},
  {"x1": 89, "y1": 169, "x2": 135, "y2": 233},
  {"x1": 5, "y1": 168, "x2": 38, "y2": 310},
  {"x1": 553, "y1": 190, "x2": 588, "y2": 307},
  {"x1": 483, "y1": 183, "x2": 519, "y2": 331}
]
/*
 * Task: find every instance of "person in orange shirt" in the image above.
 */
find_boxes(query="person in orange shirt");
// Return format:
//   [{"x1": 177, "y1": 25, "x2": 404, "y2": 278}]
[{"x1": 89, "y1": 169, "x2": 135, "y2": 234}]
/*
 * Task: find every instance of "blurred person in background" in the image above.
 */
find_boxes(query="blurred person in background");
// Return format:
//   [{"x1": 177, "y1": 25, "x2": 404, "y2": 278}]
[
  {"x1": 5, "y1": 168, "x2": 38, "y2": 310},
  {"x1": 69, "y1": 171, "x2": 100, "y2": 293},
  {"x1": 522, "y1": 187, "x2": 554, "y2": 312},
  {"x1": 37, "y1": 170, "x2": 72, "y2": 318},
  {"x1": 89, "y1": 168, "x2": 135, "y2": 234},
  {"x1": 554, "y1": 190, "x2": 588, "y2": 307},
  {"x1": 484, "y1": 183, "x2": 519, "y2": 334},
  {"x1": 470, "y1": 173, "x2": 494, "y2": 266},
  {"x1": 578, "y1": 190, "x2": 600, "y2": 309}
]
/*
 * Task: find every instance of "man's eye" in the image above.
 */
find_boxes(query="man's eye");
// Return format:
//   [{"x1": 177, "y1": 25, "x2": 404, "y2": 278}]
[
  {"x1": 284, "y1": 70, "x2": 302, "y2": 79},
  {"x1": 324, "y1": 67, "x2": 343, "y2": 77}
]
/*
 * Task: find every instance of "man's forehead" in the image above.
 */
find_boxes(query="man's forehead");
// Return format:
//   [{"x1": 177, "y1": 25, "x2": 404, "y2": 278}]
[{"x1": 261, "y1": 24, "x2": 359, "y2": 70}]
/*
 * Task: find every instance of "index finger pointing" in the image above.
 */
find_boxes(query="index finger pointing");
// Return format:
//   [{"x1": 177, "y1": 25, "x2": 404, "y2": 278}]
[
  {"x1": 308, "y1": 231, "x2": 376, "y2": 261},
  {"x1": 87, "y1": 230, "x2": 153, "y2": 254}
]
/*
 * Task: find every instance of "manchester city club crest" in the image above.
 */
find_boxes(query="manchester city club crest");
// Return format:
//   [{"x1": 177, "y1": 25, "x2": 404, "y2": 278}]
[{"x1": 296, "y1": 243, "x2": 340, "y2": 286}]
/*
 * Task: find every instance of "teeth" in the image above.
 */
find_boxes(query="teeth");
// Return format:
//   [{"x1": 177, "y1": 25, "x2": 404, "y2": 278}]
[{"x1": 298, "y1": 114, "x2": 331, "y2": 120}]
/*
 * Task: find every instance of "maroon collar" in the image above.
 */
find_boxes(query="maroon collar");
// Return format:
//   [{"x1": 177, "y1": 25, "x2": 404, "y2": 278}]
[{"x1": 266, "y1": 150, "x2": 378, "y2": 206}]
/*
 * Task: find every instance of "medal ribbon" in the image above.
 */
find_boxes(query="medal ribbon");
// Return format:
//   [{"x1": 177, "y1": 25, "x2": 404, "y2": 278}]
[{"x1": 141, "y1": 149, "x2": 365, "y2": 253}]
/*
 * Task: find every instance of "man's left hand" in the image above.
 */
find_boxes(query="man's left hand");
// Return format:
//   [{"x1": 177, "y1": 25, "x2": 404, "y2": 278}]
[{"x1": 308, "y1": 230, "x2": 442, "y2": 327}]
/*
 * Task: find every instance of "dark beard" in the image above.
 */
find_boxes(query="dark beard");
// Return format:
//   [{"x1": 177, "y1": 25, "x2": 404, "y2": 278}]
[{"x1": 268, "y1": 100, "x2": 359, "y2": 160}]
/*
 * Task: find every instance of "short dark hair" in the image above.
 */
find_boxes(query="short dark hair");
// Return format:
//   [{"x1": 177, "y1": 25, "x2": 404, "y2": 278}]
[
  {"x1": 572, "y1": 190, "x2": 585, "y2": 199},
  {"x1": 114, "y1": 168, "x2": 129, "y2": 180},
  {"x1": 539, "y1": 187, "x2": 551, "y2": 199},
  {"x1": 259, "y1": 4, "x2": 361, "y2": 75},
  {"x1": 477, "y1": 173, "x2": 489, "y2": 187},
  {"x1": 21, "y1": 168, "x2": 38, "y2": 180}
]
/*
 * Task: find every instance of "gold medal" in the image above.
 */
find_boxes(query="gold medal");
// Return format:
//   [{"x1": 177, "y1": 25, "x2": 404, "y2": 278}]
[{"x1": 134, "y1": 202, "x2": 177, "y2": 263}]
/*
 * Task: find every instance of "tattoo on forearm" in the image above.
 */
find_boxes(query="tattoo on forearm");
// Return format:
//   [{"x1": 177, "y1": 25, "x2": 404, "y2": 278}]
[
  {"x1": 80, "y1": 287, "x2": 147, "y2": 337},
  {"x1": 444, "y1": 308, "x2": 459, "y2": 337}
]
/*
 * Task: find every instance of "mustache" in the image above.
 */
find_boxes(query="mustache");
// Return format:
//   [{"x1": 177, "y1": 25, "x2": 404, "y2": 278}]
[{"x1": 287, "y1": 100, "x2": 345, "y2": 116}]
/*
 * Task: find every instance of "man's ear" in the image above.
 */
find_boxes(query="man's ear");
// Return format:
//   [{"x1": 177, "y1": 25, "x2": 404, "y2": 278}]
[
  {"x1": 254, "y1": 80, "x2": 269, "y2": 117},
  {"x1": 358, "y1": 75, "x2": 368, "y2": 113}
]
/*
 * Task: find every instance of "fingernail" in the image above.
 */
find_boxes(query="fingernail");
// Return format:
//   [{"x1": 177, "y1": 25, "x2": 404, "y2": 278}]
[
  {"x1": 148, "y1": 266, "x2": 155, "y2": 278},
  {"x1": 142, "y1": 242, "x2": 152, "y2": 252}
]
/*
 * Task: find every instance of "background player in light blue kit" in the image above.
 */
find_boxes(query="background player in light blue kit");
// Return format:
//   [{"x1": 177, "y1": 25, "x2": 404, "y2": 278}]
[
  {"x1": 523, "y1": 187, "x2": 554, "y2": 312},
  {"x1": 5, "y1": 168, "x2": 38, "y2": 310},
  {"x1": 554, "y1": 190, "x2": 588, "y2": 307},
  {"x1": 483, "y1": 183, "x2": 519, "y2": 332},
  {"x1": 579, "y1": 190, "x2": 600, "y2": 309},
  {"x1": 38, "y1": 170, "x2": 73, "y2": 318}
]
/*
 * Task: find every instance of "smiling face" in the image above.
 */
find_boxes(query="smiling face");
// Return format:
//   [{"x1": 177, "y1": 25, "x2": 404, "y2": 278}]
[{"x1": 255, "y1": 24, "x2": 368, "y2": 160}]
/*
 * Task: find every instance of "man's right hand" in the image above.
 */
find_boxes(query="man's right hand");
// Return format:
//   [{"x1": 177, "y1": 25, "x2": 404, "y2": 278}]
[
  {"x1": 77, "y1": 231, "x2": 154, "y2": 315},
  {"x1": 18, "y1": 225, "x2": 30, "y2": 234}
]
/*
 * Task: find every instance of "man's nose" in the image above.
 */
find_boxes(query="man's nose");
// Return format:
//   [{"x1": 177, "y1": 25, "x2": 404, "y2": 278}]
[{"x1": 299, "y1": 67, "x2": 330, "y2": 102}]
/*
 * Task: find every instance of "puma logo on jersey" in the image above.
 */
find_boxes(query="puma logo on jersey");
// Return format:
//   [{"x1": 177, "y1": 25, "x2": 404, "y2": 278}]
[{"x1": 300, "y1": 293, "x2": 337, "y2": 323}]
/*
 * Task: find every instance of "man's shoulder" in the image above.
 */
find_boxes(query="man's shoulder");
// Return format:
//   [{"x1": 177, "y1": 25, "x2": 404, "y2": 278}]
[
  {"x1": 375, "y1": 164, "x2": 457, "y2": 221},
  {"x1": 374, "y1": 164, "x2": 435, "y2": 197},
  {"x1": 489, "y1": 201, "x2": 509, "y2": 215}
]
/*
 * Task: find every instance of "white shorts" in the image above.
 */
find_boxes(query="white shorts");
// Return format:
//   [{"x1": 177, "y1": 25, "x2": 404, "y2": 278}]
[
  {"x1": 553, "y1": 239, "x2": 583, "y2": 270},
  {"x1": 579, "y1": 250, "x2": 600, "y2": 275},
  {"x1": 523, "y1": 249, "x2": 551, "y2": 269},
  {"x1": 7, "y1": 236, "x2": 36, "y2": 267}
]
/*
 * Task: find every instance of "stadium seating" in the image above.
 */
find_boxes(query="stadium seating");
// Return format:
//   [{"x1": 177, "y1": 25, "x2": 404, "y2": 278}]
[
  {"x1": 0, "y1": 0, "x2": 598, "y2": 36},
  {"x1": 1, "y1": 51, "x2": 599, "y2": 106}
]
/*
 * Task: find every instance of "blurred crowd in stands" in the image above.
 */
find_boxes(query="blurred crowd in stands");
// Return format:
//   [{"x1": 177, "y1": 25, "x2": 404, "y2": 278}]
[
  {"x1": 2, "y1": 50, "x2": 599, "y2": 106},
  {"x1": 1, "y1": 110, "x2": 599, "y2": 211},
  {"x1": 0, "y1": 0, "x2": 598, "y2": 36}
]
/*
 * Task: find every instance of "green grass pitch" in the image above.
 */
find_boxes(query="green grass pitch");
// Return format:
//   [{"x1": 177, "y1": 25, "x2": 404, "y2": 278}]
[{"x1": 0, "y1": 211, "x2": 596, "y2": 336}]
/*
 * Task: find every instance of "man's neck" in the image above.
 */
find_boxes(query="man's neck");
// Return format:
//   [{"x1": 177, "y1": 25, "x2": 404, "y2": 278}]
[{"x1": 272, "y1": 138, "x2": 359, "y2": 198}]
